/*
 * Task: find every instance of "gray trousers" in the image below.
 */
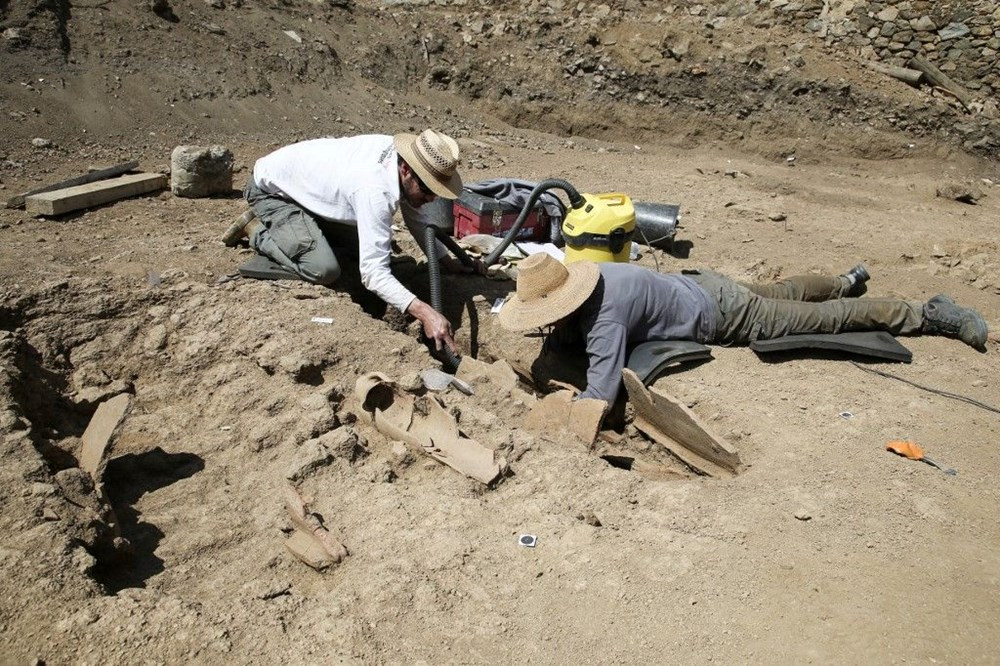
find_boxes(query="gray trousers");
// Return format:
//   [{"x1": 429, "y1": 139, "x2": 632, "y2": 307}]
[
  {"x1": 686, "y1": 270, "x2": 923, "y2": 344},
  {"x1": 244, "y1": 181, "x2": 357, "y2": 285}
]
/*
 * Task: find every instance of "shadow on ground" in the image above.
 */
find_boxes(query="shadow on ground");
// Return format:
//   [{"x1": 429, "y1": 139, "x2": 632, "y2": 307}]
[{"x1": 91, "y1": 447, "x2": 205, "y2": 593}]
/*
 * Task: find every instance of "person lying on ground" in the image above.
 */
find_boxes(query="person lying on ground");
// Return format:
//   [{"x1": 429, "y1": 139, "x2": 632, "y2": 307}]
[
  {"x1": 223, "y1": 129, "x2": 482, "y2": 353},
  {"x1": 498, "y1": 254, "x2": 989, "y2": 405}
]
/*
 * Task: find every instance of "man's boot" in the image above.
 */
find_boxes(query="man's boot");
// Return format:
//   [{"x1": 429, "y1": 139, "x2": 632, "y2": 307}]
[
  {"x1": 222, "y1": 209, "x2": 261, "y2": 247},
  {"x1": 921, "y1": 294, "x2": 988, "y2": 350},
  {"x1": 840, "y1": 263, "x2": 870, "y2": 297}
]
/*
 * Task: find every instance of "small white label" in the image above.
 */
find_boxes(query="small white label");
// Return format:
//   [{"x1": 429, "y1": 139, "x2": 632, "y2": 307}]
[
  {"x1": 311, "y1": 316, "x2": 334, "y2": 325},
  {"x1": 491, "y1": 298, "x2": 505, "y2": 314}
]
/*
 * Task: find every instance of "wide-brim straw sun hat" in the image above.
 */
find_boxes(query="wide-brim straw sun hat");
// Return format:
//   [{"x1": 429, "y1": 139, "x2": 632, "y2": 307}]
[
  {"x1": 394, "y1": 129, "x2": 463, "y2": 199},
  {"x1": 498, "y1": 253, "x2": 601, "y2": 331}
]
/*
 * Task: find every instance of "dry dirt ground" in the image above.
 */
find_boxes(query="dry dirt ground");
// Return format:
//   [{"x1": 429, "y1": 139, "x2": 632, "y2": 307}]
[{"x1": 2, "y1": 0, "x2": 1000, "y2": 663}]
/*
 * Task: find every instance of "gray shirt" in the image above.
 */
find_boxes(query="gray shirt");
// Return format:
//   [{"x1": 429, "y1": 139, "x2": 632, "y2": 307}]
[{"x1": 570, "y1": 263, "x2": 717, "y2": 403}]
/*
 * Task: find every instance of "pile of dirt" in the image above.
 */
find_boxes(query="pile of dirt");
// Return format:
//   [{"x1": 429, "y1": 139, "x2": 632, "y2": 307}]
[
  {"x1": 1, "y1": 0, "x2": 999, "y2": 663},
  {"x1": 2, "y1": 0, "x2": 998, "y2": 169}
]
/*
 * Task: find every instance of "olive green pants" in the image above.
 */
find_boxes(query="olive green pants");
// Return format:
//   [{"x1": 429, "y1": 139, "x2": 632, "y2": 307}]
[{"x1": 687, "y1": 270, "x2": 923, "y2": 344}]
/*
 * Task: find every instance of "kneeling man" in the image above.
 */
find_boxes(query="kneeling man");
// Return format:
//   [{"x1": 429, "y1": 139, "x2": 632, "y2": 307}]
[{"x1": 224, "y1": 129, "x2": 470, "y2": 353}]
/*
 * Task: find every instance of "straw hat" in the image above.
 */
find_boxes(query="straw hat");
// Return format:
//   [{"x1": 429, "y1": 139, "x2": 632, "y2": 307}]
[
  {"x1": 498, "y1": 254, "x2": 601, "y2": 331},
  {"x1": 394, "y1": 129, "x2": 463, "y2": 199}
]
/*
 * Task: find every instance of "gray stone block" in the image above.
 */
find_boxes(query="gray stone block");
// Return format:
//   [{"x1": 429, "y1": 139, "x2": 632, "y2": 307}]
[{"x1": 170, "y1": 145, "x2": 233, "y2": 198}]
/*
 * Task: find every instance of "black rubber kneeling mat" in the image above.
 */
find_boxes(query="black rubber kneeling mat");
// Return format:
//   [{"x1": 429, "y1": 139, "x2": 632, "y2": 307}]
[
  {"x1": 238, "y1": 254, "x2": 301, "y2": 281},
  {"x1": 750, "y1": 330, "x2": 912, "y2": 363},
  {"x1": 626, "y1": 340, "x2": 713, "y2": 385}
]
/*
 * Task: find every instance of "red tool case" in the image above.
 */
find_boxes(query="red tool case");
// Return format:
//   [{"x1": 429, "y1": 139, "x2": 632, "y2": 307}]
[{"x1": 452, "y1": 190, "x2": 550, "y2": 241}]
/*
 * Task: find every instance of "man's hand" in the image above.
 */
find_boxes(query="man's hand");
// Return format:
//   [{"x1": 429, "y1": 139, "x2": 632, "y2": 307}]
[
  {"x1": 407, "y1": 299, "x2": 457, "y2": 354},
  {"x1": 440, "y1": 255, "x2": 488, "y2": 276}
]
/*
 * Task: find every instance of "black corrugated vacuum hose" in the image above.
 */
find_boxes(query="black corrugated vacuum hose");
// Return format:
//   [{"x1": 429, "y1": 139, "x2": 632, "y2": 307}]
[
  {"x1": 424, "y1": 179, "x2": 585, "y2": 371},
  {"x1": 425, "y1": 224, "x2": 463, "y2": 371},
  {"x1": 482, "y1": 178, "x2": 584, "y2": 267}
]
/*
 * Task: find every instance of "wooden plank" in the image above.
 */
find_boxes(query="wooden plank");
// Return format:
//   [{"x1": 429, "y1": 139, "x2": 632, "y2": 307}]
[
  {"x1": 622, "y1": 369, "x2": 741, "y2": 476},
  {"x1": 6, "y1": 161, "x2": 139, "y2": 209},
  {"x1": 25, "y1": 172, "x2": 166, "y2": 216},
  {"x1": 908, "y1": 55, "x2": 974, "y2": 108},
  {"x1": 78, "y1": 393, "x2": 132, "y2": 481},
  {"x1": 868, "y1": 61, "x2": 922, "y2": 87}
]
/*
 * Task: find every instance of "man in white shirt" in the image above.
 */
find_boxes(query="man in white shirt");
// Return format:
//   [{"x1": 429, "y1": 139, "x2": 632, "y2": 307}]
[{"x1": 224, "y1": 129, "x2": 468, "y2": 353}]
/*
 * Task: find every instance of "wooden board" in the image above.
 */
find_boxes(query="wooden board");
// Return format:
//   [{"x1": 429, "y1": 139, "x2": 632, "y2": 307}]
[
  {"x1": 622, "y1": 369, "x2": 741, "y2": 477},
  {"x1": 6, "y1": 161, "x2": 139, "y2": 209},
  {"x1": 868, "y1": 61, "x2": 922, "y2": 87},
  {"x1": 25, "y1": 172, "x2": 166, "y2": 216},
  {"x1": 908, "y1": 55, "x2": 974, "y2": 108}
]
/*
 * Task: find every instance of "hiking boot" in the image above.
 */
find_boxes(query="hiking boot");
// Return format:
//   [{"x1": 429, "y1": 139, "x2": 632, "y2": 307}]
[
  {"x1": 222, "y1": 209, "x2": 260, "y2": 247},
  {"x1": 840, "y1": 263, "x2": 870, "y2": 297},
  {"x1": 921, "y1": 294, "x2": 988, "y2": 350}
]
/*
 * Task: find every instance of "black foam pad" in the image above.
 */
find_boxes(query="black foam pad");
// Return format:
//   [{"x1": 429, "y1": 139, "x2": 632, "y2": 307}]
[
  {"x1": 626, "y1": 340, "x2": 713, "y2": 385},
  {"x1": 750, "y1": 330, "x2": 912, "y2": 363}
]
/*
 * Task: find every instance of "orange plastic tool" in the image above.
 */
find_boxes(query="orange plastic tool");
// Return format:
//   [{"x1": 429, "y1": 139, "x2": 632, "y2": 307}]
[
  {"x1": 886, "y1": 440, "x2": 956, "y2": 475},
  {"x1": 886, "y1": 440, "x2": 924, "y2": 460}
]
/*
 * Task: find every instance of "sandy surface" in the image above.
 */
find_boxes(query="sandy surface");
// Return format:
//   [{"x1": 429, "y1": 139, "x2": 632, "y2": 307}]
[{"x1": 1, "y1": 0, "x2": 999, "y2": 663}]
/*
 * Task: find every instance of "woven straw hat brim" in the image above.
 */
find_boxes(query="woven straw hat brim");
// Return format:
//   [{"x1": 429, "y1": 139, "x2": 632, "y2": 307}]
[
  {"x1": 394, "y1": 133, "x2": 463, "y2": 199},
  {"x1": 498, "y1": 261, "x2": 601, "y2": 331}
]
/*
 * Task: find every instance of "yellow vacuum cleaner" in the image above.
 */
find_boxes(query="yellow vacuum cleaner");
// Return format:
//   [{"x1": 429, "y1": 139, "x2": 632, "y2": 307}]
[{"x1": 561, "y1": 192, "x2": 636, "y2": 263}]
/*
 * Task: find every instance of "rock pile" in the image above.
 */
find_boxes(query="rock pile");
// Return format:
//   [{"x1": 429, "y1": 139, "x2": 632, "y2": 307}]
[{"x1": 766, "y1": 0, "x2": 999, "y2": 102}]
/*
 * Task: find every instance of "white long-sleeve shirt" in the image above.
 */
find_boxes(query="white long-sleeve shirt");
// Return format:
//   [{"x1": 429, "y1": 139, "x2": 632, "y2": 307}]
[{"x1": 253, "y1": 134, "x2": 443, "y2": 313}]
